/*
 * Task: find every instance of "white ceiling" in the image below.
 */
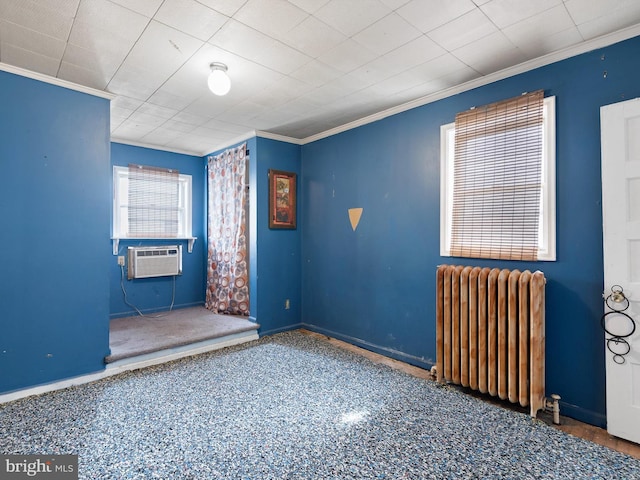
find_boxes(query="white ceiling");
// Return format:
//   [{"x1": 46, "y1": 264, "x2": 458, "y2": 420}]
[{"x1": 1, "y1": 0, "x2": 640, "y2": 156}]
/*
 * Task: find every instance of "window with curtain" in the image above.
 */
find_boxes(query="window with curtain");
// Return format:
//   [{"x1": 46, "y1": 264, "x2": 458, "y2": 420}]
[
  {"x1": 113, "y1": 164, "x2": 192, "y2": 239},
  {"x1": 440, "y1": 91, "x2": 556, "y2": 261}
]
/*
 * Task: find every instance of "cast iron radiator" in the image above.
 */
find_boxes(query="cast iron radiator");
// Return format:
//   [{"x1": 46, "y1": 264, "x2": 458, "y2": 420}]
[{"x1": 435, "y1": 265, "x2": 546, "y2": 417}]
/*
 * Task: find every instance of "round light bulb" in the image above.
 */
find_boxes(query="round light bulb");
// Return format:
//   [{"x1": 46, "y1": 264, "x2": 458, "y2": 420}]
[{"x1": 208, "y1": 68, "x2": 231, "y2": 96}]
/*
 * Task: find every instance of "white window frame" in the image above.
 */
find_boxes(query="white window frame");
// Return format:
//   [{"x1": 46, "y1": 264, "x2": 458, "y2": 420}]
[
  {"x1": 112, "y1": 165, "x2": 194, "y2": 254},
  {"x1": 440, "y1": 96, "x2": 556, "y2": 261}
]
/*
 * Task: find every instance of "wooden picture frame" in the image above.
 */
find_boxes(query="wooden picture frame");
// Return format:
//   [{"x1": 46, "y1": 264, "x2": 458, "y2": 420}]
[{"x1": 268, "y1": 169, "x2": 297, "y2": 229}]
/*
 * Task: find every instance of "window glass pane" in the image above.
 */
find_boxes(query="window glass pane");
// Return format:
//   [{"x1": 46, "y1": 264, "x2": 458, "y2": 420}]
[{"x1": 112, "y1": 165, "x2": 192, "y2": 239}]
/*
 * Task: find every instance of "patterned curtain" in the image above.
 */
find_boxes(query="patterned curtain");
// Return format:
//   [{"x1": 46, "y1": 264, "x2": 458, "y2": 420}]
[{"x1": 206, "y1": 144, "x2": 249, "y2": 315}]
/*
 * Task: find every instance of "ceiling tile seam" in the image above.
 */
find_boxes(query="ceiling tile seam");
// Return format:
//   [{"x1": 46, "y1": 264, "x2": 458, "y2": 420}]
[
  {"x1": 337, "y1": 6, "x2": 394, "y2": 39},
  {"x1": 196, "y1": 0, "x2": 246, "y2": 18},
  {"x1": 177, "y1": 86, "x2": 252, "y2": 127},
  {"x1": 477, "y1": 3, "x2": 506, "y2": 35},
  {"x1": 342, "y1": 14, "x2": 395, "y2": 57},
  {"x1": 409, "y1": 8, "x2": 499, "y2": 77},
  {"x1": 479, "y1": 2, "x2": 584, "y2": 52},
  {"x1": 425, "y1": 6, "x2": 519, "y2": 59},
  {"x1": 153, "y1": 4, "x2": 235, "y2": 46},
  {"x1": 203, "y1": 15, "x2": 234, "y2": 44},
  {"x1": 99, "y1": 0, "x2": 167, "y2": 96},
  {"x1": 125, "y1": 116, "x2": 176, "y2": 139},
  {"x1": 147, "y1": 0, "x2": 164, "y2": 19},
  {"x1": 55, "y1": 0, "x2": 82, "y2": 79},
  {"x1": 128, "y1": 105, "x2": 226, "y2": 142},
  {"x1": 3, "y1": 43, "x2": 61, "y2": 74},
  {"x1": 419, "y1": 45, "x2": 483, "y2": 83},
  {"x1": 357, "y1": 32, "x2": 464, "y2": 84},
  {"x1": 561, "y1": 1, "x2": 586, "y2": 42},
  {"x1": 209, "y1": 16, "x2": 323, "y2": 75},
  {"x1": 279, "y1": 9, "x2": 314, "y2": 43},
  {"x1": 275, "y1": 14, "x2": 346, "y2": 61},
  {"x1": 0, "y1": 18, "x2": 66, "y2": 60},
  {"x1": 103, "y1": 15, "x2": 156, "y2": 99},
  {"x1": 106, "y1": 0, "x2": 163, "y2": 20},
  {"x1": 208, "y1": 14, "x2": 383, "y2": 79}
]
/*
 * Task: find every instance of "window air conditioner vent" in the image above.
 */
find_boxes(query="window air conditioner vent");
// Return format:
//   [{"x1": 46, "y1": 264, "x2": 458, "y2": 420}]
[{"x1": 127, "y1": 245, "x2": 182, "y2": 279}]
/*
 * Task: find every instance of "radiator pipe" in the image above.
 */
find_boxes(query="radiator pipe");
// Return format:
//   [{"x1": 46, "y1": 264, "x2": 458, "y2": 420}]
[{"x1": 546, "y1": 394, "x2": 561, "y2": 425}]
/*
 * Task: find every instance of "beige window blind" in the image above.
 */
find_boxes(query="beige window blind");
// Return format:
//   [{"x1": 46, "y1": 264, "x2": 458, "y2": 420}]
[
  {"x1": 451, "y1": 90, "x2": 544, "y2": 261},
  {"x1": 127, "y1": 164, "x2": 180, "y2": 238}
]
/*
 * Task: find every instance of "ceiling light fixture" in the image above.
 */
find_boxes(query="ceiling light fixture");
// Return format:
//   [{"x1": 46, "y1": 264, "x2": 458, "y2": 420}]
[{"x1": 208, "y1": 62, "x2": 231, "y2": 96}]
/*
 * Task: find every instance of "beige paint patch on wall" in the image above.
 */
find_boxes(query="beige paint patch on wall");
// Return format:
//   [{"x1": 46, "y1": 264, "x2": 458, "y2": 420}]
[{"x1": 348, "y1": 208, "x2": 363, "y2": 231}]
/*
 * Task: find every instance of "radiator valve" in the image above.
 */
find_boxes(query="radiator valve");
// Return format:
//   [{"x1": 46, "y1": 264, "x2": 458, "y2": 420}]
[{"x1": 546, "y1": 394, "x2": 561, "y2": 425}]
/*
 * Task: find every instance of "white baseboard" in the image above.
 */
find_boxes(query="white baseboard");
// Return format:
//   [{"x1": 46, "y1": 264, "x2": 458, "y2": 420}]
[{"x1": 0, "y1": 331, "x2": 259, "y2": 404}]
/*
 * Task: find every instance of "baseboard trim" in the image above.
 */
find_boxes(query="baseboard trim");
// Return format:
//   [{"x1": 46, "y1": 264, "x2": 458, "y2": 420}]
[
  {"x1": 0, "y1": 330, "x2": 258, "y2": 405},
  {"x1": 302, "y1": 323, "x2": 434, "y2": 370},
  {"x1": 556, "y1": 400, "x2": 607, "y2": 429}
]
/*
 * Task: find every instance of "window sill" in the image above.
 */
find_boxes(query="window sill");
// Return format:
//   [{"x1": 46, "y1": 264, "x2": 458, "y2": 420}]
[{"x1": 112, "y1": 237, "x2": 197, "y2": 255}]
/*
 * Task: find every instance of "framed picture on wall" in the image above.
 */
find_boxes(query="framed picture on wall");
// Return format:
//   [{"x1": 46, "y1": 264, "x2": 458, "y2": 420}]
[{"x1": 269, "y1": 169, "x2": 297, "y2": 229}]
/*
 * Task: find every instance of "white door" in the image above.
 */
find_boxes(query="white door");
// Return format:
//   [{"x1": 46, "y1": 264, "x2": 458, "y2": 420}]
[{"x1": 601, "y1": 98, "x2": 640, "y2": 444}]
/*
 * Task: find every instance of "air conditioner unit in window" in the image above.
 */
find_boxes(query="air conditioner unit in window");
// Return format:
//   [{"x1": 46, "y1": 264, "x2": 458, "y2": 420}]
[{"x1": 127, "y1": 245, "x2": 182, "y2": 279}]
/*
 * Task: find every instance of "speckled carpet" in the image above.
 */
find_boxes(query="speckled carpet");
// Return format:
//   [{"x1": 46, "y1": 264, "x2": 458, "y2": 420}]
[{"x1": 1, "y1": 331, "x2": 639, "y2": 479}]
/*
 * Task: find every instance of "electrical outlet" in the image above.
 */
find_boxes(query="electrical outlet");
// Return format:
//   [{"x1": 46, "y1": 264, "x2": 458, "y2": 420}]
[
  {"x1": 117, "y1": 256, "x2": 125, "y2": 266},
  {"x1": 285, "y1": 299, "x2": 290, "y2": 310}
]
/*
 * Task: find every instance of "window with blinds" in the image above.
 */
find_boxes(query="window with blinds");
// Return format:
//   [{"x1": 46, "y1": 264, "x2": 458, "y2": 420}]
[
  {"x1": 112, "y1": 164, "x2": 192, "y2": 239},
  {"x1": 440, "y1": 92, "x2": 556, "y2": 261}
]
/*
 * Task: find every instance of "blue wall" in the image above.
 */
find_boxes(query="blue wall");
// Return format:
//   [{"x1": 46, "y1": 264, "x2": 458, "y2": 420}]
[
  {"x1": 254, "y1": 137, "x2": 302, "y2": 334},
  {"x1": 0, "y1": 71, "x2": 111, "y2": 393},
  {"x1": 301, "y1": 35, "x2": 640, "y2": 427},
  {"x1": 206, "y1": 137, "x2": 302, "y2": 335},
  {"x1": 110, "y1": 143, "x2": 206, "y2": 318}
]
